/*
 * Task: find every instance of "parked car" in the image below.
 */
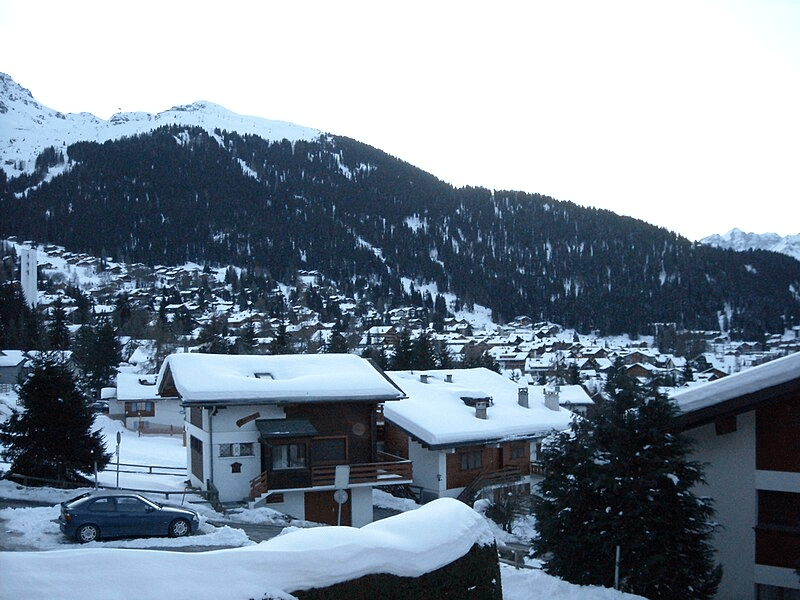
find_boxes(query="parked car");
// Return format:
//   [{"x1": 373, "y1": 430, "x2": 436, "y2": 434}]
[{"x1": 58, "y1": 492, "x2": 200, "y2": 543}]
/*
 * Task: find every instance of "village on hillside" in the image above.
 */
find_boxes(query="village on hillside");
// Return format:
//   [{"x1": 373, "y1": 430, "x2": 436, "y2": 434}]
[{"x1": 3, "y1": 239, "x2": 800, "y2": 398}]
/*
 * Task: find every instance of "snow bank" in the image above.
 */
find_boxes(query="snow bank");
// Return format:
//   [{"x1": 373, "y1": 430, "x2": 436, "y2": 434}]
[{"x1": 0, "y1": 498, "x2": 494, "y2": 600}]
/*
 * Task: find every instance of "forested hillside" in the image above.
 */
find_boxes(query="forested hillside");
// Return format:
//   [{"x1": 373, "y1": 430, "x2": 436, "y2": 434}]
[{"x1": 2, "y1": 125, "x2": 799, "y2": 337}]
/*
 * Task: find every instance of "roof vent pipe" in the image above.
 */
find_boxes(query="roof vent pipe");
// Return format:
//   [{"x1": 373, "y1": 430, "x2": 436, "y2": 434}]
[
  {"x1": 475, "y1": 400, "x2": 488, "y2": 420},
  {"x1": 518, "y1": 387, "x2": 529, "y2": 408}
]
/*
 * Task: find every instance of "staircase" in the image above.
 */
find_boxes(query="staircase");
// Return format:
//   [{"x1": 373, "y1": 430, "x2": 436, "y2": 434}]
[{"x1": 456, "y1": 466, "x2": 522, "y2": 506}]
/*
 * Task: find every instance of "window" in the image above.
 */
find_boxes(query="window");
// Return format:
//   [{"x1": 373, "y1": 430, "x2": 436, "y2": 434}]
[
  {"x1": 272, "y1": 443, "x2": 307, "y2": 470},
  {"x1": 125, "y1": 401, "x2": 154, "y2": 417},
  {"x1": 190, "y1": 406, "x2": 203, "y2": 428},
  {"x1": 312, "y1": 437, "x2": 347, "y2": 464},
  {"x1": 116, "y1": 496, "x2": 149, "y2": 512},
  {"x1": 510, "y1": 444, "x2": 526, "y2": 460},
  {"x1": 88, "y1": 497, "x2": 115, "y2": 512},
  {"x1": 219, "y1": 442, "x2": 254, "y2": 458},
  {"x1": 460, "y1": 450, "x2": 482, "y2": 471},
  {"x1": 190, "y1": 435, "x2": 204, "y2": 481}
]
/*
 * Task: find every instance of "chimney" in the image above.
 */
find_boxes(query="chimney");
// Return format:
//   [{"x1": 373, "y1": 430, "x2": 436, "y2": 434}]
[
  {"x1": 543, "y1": 387, "x2": 560, "y2": 411},
  {"x1": 475, "y1": 400, "x2": 488, "y2": 419},
  {"x1": 518, "y1": 387, "x2": 529, "y2": 408},
  {"x1": 420, "y1": 374, "x2": 429, "y2": 383},
  {"x1": 445, "y1": 373, "x2": 453, "y2": 383}
]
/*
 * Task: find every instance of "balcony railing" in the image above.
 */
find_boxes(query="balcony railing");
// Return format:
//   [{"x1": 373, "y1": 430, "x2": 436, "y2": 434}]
[{"x1": 249, "y1": 451, "x2": 412, "y2": 500}]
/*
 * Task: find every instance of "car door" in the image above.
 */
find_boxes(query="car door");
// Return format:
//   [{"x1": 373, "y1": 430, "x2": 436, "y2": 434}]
[
  {"x1": 85, "y1": 496, "x2": 122, "y2": 537},
  {"x1": 115, "y1": 495, "x2": 158, "y2": 536}
]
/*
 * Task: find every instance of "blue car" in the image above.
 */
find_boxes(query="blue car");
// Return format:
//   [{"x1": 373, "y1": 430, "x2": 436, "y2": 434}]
[{"x1": 59, "y1": 492, "x2": 200, "y2": 543}]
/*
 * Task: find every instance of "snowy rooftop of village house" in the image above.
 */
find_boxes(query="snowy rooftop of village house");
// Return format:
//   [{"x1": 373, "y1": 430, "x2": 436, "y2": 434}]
[
  {"x1": 671, "y1": 350, "x2": 800, "y2": 416},
  {"x1": 384, "y1": 368, "x2": 575, "y2": 448},
  {"x1": 115, "y1": 372, "x2": 160, "y2": 401},
  {"x1": 528, "y1": 383, "x2": 594, "y2": 408},
  {"x1": 156, "y1": 353, "x2": 406, "y2": 405}
]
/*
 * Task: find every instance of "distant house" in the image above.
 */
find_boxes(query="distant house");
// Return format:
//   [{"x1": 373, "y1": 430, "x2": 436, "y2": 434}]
[
  {"x1": 156, "y1": 353, "x2": 411, "y2": 526},
  {"x1": 0, "y1": 350, "x2": 26, "y2": 389},
  {"x1": 382, "y1": 369, "x2": 574, "y2": 504},
  {"x1": 110, "y1": 372, "x2": 184, "y2": 434},
  {"x1": 672, "y1": 351, "x2": 800, "y2": 600}
]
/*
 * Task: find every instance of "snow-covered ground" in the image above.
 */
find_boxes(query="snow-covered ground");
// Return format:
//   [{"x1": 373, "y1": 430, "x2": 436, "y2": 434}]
[{"x1": 0, "y1": 392, "x2": 643, "y2": 600}]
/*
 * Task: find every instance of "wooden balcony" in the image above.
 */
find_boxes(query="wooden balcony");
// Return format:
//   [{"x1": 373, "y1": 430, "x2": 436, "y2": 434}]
[{"x1": 249, "y1": 451, "x2": 412, "y2": 499}]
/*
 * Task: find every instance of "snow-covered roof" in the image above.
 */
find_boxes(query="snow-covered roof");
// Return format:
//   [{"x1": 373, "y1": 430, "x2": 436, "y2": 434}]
[
  {"x1": 0, "y1": 350, "x2": 26, "y2": 367},
  {"x1": 384, "y1": 368, "x2": 574, "y2": 448},
  {"x1": 157, "y1": 353, "x2": 405, "y2": 405},
  {"x1": 671, "y1": 351, "x2": 800, "y2": 425},
  {"x1": 536, "y1": 384, "x2": 594, "y2": 407},
  {"x1": 117, "y1": 372, "x2": 161, "y2": 401}
]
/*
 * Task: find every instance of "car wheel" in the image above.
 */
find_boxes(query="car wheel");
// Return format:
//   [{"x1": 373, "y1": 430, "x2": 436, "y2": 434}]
[
  {"x1": 76, "y1": 524, "x2": 99, "y2": 543},
  {"x1": 169, "y1": 518, "x2": 190, "y2": 537}
]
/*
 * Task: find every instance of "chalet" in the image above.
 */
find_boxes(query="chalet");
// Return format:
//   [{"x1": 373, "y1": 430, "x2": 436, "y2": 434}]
[
  {"x1": 359, "y1": 325, "x2": 399, "y2": 349},
  {"x1": 382, "y1": 369, "x2": 574, "y2": 504},
  {"x1": 110, "y1": 372, "x2": 184, "y2": 434},
  {"x1": 672, "y1": 351, "x2": 800, "y2": 600},
  {"x1": 156, "y1": 353, "x2": 411, "y2": 527}
]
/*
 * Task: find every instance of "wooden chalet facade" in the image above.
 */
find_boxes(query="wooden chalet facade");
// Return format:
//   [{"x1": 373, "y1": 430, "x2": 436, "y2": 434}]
[
  {"x1": 157, "y1": 353, "x2": 411, "y2": 526},
  {"x1": 383, "y1": 369, "x2": 573, "y2": 504}
]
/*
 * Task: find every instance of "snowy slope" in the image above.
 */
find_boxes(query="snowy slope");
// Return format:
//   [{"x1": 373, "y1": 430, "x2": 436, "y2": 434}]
[
  {"x1": 0, "y1": 72, "x2": 322, "y2": 178},
  {"x1": 701, "y1": 228, "x2": 800, "y2": 262}
]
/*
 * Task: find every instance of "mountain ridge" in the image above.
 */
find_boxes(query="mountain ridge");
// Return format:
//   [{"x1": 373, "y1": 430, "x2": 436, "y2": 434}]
[
  {"x1": 1, "y1": 72, "x2": 321, "y2": 178},
  {"x1": 2, "y1": 73, "x2": 799, "y2": 338},
  {"x1": 700, "y1": 228, "x2": 800, "y2": 262}
]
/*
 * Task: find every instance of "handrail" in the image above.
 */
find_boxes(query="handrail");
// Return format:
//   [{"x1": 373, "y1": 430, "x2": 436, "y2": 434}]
[{"x1": 249, "y1": 456, "x2": 413, "y2": 499}]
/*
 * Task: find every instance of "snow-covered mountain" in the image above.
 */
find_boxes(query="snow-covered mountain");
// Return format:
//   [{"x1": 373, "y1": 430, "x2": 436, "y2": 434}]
[
  {"x1": 0, "y1": 72, "x2": 321, "y2": 178},
  {"x1": 701, "y1": 228, "x2": 800, "y2": 262}
]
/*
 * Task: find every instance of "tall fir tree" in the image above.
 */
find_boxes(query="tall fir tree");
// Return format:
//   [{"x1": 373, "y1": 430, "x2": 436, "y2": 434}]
[
  {"x1": 411, "y1": 330, "x2": 437, "y2": 370},
  {"x1": 73, "y1": 319, "x2": 121, "y2": 397},
  {"x1": 533, "y1": 375, "x2": 722, "y2": 599},
  {"x1": 389, "y1": 329, "x2": 414, "y2": 370},
  {"x1": 0, "y1": 352, "x2": 111, "y2": 483},
  {"x1": 47, "y1": 297, "x2": 71, "y2": 350}
]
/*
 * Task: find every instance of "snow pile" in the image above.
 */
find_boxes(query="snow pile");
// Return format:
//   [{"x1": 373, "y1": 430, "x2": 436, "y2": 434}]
[{"x1": 1, "y1": 498, "x2": 495, "y2": 600}]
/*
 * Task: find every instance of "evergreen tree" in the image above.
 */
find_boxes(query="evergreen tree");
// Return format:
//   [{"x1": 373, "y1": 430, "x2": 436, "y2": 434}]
[
  {"x1": 326, "y1": 321, "x2": 349, "y2": 354},
  {"x1": 234, "y1": 321, "x2": 258, "y2": 354},
  {"x1": 73, "y1": 319, "x2": 121, "y2": 397},
  {"x1": 0, "y1": 352, "x2": 111, "y2": 483},
  {"x1": 267, "y1": 321, "x2": 292, "y2": 355},
  {"x1": 197, "y1": 315, "x2": 233, "y2": 354},
  {"x1": 411, "y1": 330, "x2": 437, "y2": 370},
  {"x1": 361, "y1": 345, "x2": 388, "y2": 370},
  {"x1": 437, "y1": 343, "x2": 453, "y2": 369},
  {"x1": 47, "y1": 297, "x2": 71, "y2": 350},
  {"x1": 389, "y1": 329, "x2": 414, "y2": 370},
  {"x1": 533, "y1": 374, "x2": 722, "y2": 599}
]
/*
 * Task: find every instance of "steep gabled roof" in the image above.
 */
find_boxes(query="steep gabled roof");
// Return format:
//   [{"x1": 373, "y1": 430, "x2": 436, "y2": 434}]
[
  {"x1": 671, "y1": 351, "x2": 800, "y2": 429},
  {"x1": 157, "y1": 353, "x2": 406, "y2": 406}
]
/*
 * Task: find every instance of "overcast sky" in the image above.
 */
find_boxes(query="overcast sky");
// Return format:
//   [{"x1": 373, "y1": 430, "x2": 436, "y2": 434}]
[{"x1": 1, "y1": 0, "x2": 798, "y2": 241}]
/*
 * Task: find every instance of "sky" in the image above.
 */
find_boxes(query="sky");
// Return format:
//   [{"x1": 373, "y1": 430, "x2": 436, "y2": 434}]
[{"x1": 1, "y1": 0, "x2": 799, "y2": 241}]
